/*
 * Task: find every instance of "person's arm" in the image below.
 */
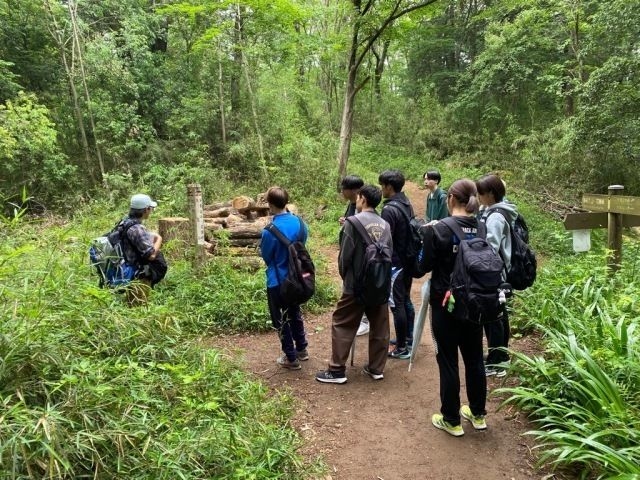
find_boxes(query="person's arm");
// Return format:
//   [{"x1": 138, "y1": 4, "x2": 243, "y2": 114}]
[
  {"x1": 484, "y1": 212, "x2": 507, "y2": 254},
  {"x1": 417, "y1": 225, "x2": 437, "y2": 274},
  {"x1": 435, "y1": 190, "x2": 449, "y2": 220},
  {"x1": 260, "y1": 230, "x2": 276, "y2": 264},
  {"x1": 338, "y1": 221, "x2": 356, "y2": 280},
  {"x1": 149, "y1": 233, "x2": 162, "y2": 260},
  {"x1": 128, "y1": 225, "x2": 155, "y2": 261}
]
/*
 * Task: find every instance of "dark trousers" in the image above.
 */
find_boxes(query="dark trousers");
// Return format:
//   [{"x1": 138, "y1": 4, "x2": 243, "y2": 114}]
[
  {"x1": 484, "y1": 309, "x2": 510, "y2": 365},
  {"x1": 267, "y1": 287, "x2": 308, "y2": 361},
  {"x1": 137, "y1": 251, "x2": 168, "y2": 287},
  {"x1": 329, "y1": 293, "x2": 390, "y2": 374},
  {"x1": 391, "y1": 268, "x2": 414, "y2": 350},
  {"x1": 431, "y1": 303, "x2": 487, "y2": 426}
]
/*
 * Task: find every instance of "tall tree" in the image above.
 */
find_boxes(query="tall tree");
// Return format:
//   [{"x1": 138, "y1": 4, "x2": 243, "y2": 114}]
[{"x1": 336, "y1": 0, "x2": 440, "y2": 184}]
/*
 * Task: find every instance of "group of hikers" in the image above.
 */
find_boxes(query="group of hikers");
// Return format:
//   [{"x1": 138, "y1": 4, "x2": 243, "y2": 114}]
[
  {"x1": 260, "y1": 170, "x2": 523, "y2": 437},
  {"x1": 96, "y1": 170, "x2": 523, "y2": 437}
]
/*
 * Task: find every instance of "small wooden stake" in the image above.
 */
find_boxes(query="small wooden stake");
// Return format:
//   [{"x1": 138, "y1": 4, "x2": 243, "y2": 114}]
[
  {"x1": 188, "y1": 184, "x2": 206, "y2": 267},
  {"x1": 607, "y1": 185, "x2": 624, "y2": 274}
]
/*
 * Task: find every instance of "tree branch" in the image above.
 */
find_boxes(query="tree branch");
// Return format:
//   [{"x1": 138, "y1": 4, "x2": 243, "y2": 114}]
[{"x1": 355, "y1": 0, "x2": 440, "y2": 69}]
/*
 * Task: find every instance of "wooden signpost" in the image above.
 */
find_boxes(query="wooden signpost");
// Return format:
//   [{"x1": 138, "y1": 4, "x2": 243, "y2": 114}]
[
  {"x1": 187, "y1": 183, "x2": 206, "y2": 267},
  {"x1": 564, "y1": 185, "x2": 640, "y2": 273}
]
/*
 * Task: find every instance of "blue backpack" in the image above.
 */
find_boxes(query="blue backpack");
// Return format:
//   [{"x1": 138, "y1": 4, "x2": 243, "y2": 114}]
[{"x1": 89, "y1": 220, "x2": 139, "y2": 288}]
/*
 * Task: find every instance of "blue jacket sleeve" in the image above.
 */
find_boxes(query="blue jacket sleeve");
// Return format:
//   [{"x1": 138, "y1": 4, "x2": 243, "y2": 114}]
[{"x1": 260, "y1": 229, "x2": 276, "y2": 265}]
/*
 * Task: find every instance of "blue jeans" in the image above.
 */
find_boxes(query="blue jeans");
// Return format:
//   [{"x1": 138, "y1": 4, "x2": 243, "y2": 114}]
[{"x1": 267, "y1": 287, "x2": 308, "y2": 361}]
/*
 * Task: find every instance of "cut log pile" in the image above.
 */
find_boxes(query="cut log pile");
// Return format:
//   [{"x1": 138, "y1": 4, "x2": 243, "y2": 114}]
[
  {"x1": 202, "y1": 195, "x2": 273, "y2": 256},
  {"x1": 158, "y1": 193, "x2": 298, "y2": 266}
]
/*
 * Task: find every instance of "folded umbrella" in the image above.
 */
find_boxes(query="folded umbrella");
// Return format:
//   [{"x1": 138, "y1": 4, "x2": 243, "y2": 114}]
[{"x1": 408, "y1": 278, "x2": 431, "y2": 372}]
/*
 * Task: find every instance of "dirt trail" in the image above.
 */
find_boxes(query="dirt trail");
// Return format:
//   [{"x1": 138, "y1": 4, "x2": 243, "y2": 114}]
[{"x1": 211, "y1": 182, "x2": 545, "y2": 480}]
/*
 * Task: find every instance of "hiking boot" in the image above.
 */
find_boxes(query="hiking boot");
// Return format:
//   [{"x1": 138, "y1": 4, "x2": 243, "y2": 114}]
[
  {"x1": 297, "y1": 349, "x2": 309, "y2": 361},
  {"x1": 432, "y1": 414, "x2": 464, "y2": 437},
  {"x1": 356, "y1": 319, "x2": 370, "y2": 336},
  {"x1": 388, "y1": 347, "x2": 411, "y2": 360},
  {"x1": 363, "y1": 365, "x2": 384, "y2": 380},
  {"x1": 460, "y1": 405, "x2": 487, "y2": 430},
  {"x1": 315, "y1": 370, "x2": 347, "y2": 384},
  {"x1": 277, "y1": 354, "x2": 301, "y2": 370}
]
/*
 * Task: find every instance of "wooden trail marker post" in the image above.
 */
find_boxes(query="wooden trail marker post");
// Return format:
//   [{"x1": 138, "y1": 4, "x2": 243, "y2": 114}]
[
  {"x1": 188, "y1": 183, "x2": 206, "y2": 267},
  {"x1": 563, "y1": 185, "x2": 640, "y2": 274}
]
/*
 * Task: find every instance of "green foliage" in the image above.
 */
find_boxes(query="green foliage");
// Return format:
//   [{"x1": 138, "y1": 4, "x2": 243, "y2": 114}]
[
  {"x1": 499, "y1": 247, "x2": 640, "y2": 478},
  {"x1": 0, "y1": 211, "x2": 329, "y2": 478},
  {"x1": 0, "y1": 92, "x2": 74, "y2": 204}
]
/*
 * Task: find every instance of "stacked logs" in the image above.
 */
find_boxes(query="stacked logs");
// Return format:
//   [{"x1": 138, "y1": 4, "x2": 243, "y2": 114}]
[
  {"x1": 203, "y1": 195, "x2": 272, "y2": 255},
  {"x1": 158, "y1": 193, "x2": 298, "y2": 267}
]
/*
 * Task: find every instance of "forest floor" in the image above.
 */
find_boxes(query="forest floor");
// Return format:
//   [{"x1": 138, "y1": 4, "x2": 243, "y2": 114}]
[{"x1": 209, "y1": 182, "x2": 557, "y2": 480}]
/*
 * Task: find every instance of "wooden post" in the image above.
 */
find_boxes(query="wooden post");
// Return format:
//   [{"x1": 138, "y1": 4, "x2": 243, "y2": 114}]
[
  {"x1": 607, "y1": 185, "x2": 624, "y2": 274},
  {"x1": 188, "y1": 184, "x2": 206, "y2": 267}
]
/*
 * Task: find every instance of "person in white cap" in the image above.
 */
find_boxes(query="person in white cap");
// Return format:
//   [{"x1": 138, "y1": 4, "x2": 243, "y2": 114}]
[{"x1": 119, "y1": 193, "x2": 167, "y2": 290}]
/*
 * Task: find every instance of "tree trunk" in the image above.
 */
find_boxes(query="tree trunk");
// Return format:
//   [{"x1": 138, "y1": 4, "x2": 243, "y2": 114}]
[
  {"x1": 335, "y1": 0, "x2": 439, "y2": 188},
  {"x1": 158, "y1": 217, "x2": 190, "y2": 244},
  {"x1": 68, "y1": 0, "x2": 106, "y2": 185},
  {"x1": 336, "y1": 64, "x2": 357, "y2": 189},
  {"x1": 218, "y1": 52, "x2": 227, "y2": 146},
  {"x1": 240, "y1": 48, "x2": 266, "y2": 178},
  {"x1": 44, "y1": 0, "x2": 96, "y2": 184}
]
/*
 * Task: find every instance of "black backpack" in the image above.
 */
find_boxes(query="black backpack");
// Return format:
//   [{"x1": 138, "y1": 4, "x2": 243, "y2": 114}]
[
  {"x1": 442, "y1": 218, "x2": 505, "y2": 325},
  {"x1": 385, "y1": 201, "x2": 425, "y2": 278},
  {"x1": 265, "y1": 217, "x2": 316, "y2": 305},
  {"x1": 346, "y1": 216, "x2": 392, "y2": 307},
  {"x1": 492, "y1": 208, "x2": 537, "y2": 291}
]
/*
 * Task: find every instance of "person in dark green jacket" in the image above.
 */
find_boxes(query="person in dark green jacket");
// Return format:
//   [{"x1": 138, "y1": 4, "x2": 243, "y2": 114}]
[{"x1": 424, "y1": 170, "x2": 448, "y2": 224}]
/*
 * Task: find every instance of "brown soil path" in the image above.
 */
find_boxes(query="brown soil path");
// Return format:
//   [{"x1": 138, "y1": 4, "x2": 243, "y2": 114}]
[{"x1": 210, "y1": 182, "x2": 548, "y2": 480}]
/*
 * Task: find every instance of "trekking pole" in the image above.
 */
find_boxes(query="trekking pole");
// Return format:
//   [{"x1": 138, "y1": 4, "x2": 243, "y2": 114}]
[{"x1": 349, "y1": 339, "x2": 356, "y2": 366}]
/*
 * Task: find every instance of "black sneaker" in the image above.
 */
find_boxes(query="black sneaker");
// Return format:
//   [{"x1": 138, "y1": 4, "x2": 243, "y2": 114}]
[
  {"x1": 363, "y1": 365, "x2": 384, "y2": 380},
  {"x1": 389, "y1": 338, "x2": 413, "y2": 348},
  {"x1": 388, "y1": 348, "x2": 411, "y2": 360},
  {"x1": 315, "y1": 370, "x2": 347, "y2": 384}
]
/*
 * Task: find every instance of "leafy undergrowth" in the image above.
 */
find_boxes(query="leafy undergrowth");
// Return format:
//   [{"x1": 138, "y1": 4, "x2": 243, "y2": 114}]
[
  {"x1": 501, "y1": 244, "x2": 640, "y2": 479},
  {"x1": 0, "y1": 217, "x2": 328, "y2": 479}
]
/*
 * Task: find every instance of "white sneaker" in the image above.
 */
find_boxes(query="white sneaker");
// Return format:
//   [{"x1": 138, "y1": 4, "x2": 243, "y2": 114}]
[{"x1": 356, "y1": 318, "x2": 370, "y2": 336}]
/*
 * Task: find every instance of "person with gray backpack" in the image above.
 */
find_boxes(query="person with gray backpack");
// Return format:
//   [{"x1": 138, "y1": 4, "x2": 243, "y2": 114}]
[
  {"x1": 316, "y1": 185, "x2": 392, "y2": 384},
  {"x1": 90, "y1": 193, "x2": 167, "y2": 297},
  {"x1": 476, "y1": 174, "x2": 533, "y2": 377}
]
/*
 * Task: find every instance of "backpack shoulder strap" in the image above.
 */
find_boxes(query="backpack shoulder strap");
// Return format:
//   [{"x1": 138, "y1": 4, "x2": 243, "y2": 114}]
[
  {"x1": 345, "y1": 216, "x2": 373, "y2": 245},
  {"x1": 487, "y1": 207, "x2": 514, "y2": 237},
  {"x1": 442, "y1": 217, "x2": 486, "y2": 241},
  {"x1": 296, "y1": 216, "x2": 305, "y2": 242},
  {"x1": 265, "y1": 222, "x2": 291, "y2": 246},
  {"x1": 488, "y1": 207, "x2": 510, "y2": 223},
  {"x1": 386, "y1": 201, "x2": 413, "y2": 222}
]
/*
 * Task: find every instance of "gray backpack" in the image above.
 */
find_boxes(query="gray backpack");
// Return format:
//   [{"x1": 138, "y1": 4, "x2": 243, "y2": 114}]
[{"x1": 346, "y1": 217, "x2": 392, "y2": 307}]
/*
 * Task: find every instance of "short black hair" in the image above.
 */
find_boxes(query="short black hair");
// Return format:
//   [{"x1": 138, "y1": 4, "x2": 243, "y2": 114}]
[
  {"x1": 266, "y1": 186, "x2": 289, "y2": 209},
  {"x1": 128, "y1": 208, "x2": 146, "y2": 219},
  {"x1": 423, "y1": 170, "x2": 442, "y2": 183},
  {"x1": 341, "y1": 175, "x2": 364, "y2": 191},
  {"x1": 378, "y1": 170, "x2": 405, "y2": 193},
  {"x1": 358, "y1": 185, "x2": 382, "y2": 209},
  {"x1": 475, "y1": 174, "x2": 505, "y2": 202}
]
